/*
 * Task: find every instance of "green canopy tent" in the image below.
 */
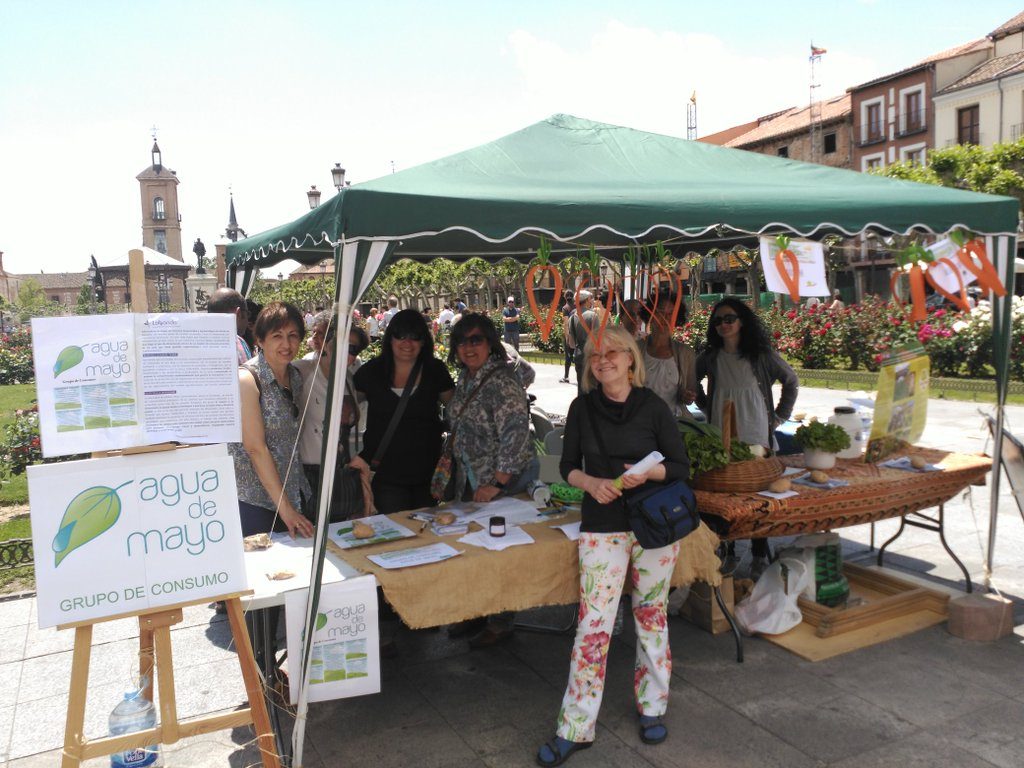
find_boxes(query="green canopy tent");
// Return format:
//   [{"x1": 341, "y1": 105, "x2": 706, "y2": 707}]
[{"x1": 225, "y1": 114, "x2": 1019, "y2": 763}]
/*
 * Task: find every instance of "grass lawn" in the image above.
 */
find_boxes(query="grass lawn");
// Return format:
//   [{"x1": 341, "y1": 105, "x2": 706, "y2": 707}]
[
  {"x1": 0, "y1": 475, "x2": 28, "y2": 506},
  {"x1": 0, "y1": 383, "x2": 35, "y2": 428}
]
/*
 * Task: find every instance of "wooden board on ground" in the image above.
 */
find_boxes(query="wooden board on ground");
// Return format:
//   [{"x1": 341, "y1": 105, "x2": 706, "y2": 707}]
[{"x1": 762, "y1": 563, "x2": 950, "y2": 662}]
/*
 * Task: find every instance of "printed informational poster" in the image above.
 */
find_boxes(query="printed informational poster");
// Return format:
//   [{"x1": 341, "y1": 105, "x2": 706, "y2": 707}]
[
  {"x1": 31, "y1": 313, "x2": 241, "y2": 458},
  {"x1": 865, "y1": 343, "x2": 930, "y2": 463},
  {"x1": 28, "y1": 445, "x2": 247, "y2": 628},
  {"x1": 285, "y1": 577, "x2": 380, "y2": 703},
  {"x1": 925, "y1": 237, "x2": 978, "y2": 295},
  {"x1": 329, "y1": 515, "x2": 417, "y2": 549},
  {"x1": 759, "y1": 237, "x2": 831, "y2": 297}
]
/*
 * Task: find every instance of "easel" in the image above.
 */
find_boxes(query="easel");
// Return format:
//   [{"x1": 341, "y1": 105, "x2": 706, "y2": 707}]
[
  {"x1": 58, "y1": 251, "x2": 279, "y2": 766},
  {"x1": 59, "y1": 595, "x2": 279, "y2": 768}
]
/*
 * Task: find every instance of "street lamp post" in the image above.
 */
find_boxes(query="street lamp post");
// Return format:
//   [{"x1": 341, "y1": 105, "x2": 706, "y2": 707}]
[
  {"x1": 331, "y1": 163, "x2": 347, "y2": 192},
  {"x1": 307, "y1": 185, "x2": 321, "y2": 209}
]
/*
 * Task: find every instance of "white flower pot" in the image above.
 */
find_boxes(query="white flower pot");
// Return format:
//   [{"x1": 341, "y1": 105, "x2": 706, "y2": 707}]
[{"x1": 803, "y1": 449, "x2": 837, "y2": 470}]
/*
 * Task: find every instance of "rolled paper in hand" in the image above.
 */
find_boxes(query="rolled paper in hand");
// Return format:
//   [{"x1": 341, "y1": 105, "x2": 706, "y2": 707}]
[{"x1": 615, "y1": 451, "x2": 666, "y2": 488}]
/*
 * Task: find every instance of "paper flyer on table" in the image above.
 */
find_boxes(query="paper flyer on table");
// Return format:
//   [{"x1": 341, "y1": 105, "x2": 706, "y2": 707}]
[
  {"x1": 759, "y1": 237, "x2": 830, "y2": 297},
  {"x1": 449, "y1": 496, "x2": 546, "y2": 527},
  {"x1": 553, "y1": 521, "x2": 581, "y2": 540},
  {"x1": 32, "y1": 313, "x2": 241, "y2": 457},
  {"x1": 367, "y1": 542, "x2": 461, "y2": 569},
  {"x1": 285, "y1": 576, "x2": 380, "y2": 703},
  {"x1": 458, "y1": 526, "x2": 535, "y2": 551},
  {"x1": 329, "y1": 515, "x2": 416, "y2": 549}
]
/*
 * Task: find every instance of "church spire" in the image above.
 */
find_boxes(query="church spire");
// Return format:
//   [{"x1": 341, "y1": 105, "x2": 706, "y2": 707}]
[
  {"x1": 151, "y1": 139, "x2": 162, "y2": 172},
  {"x1": 225, "y1": 191, "x2": 246, "y2": 242}
]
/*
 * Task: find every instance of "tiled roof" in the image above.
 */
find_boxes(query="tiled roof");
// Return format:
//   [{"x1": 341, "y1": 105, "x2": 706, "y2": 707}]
[
  {"x1": 11, "y1": 272, "x2": 89, "y2": 289},
  {"x1": 850, "y1": 39, "x2": 991, "y2": 92},
  {"x1": 937, "y1": 50, "x2": 1024, "y2": 94},
  {"x1": 724, "y1": 94, "x2": 851, "y2": 148},
  {"x1": 989, "y1": 11, "x2": 1024, "y2": 40}
]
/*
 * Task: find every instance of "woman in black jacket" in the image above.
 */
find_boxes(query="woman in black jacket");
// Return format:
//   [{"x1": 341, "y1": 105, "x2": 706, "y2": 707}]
[{"x1": 537, "y1": 325, "x2": 689, "y2": 766}]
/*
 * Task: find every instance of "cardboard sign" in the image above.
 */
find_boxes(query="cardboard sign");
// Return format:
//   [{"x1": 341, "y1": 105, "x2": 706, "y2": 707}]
[
  {"x1": 285, "y1": 577, "x2": 380, "y2": 702},
  {"x1": 28, "y1": 445, "x2": 247, "y2": 628},
  {"x1": 31, "y1": 313, "x2": 241, "y2": 458},
  {"x1": 759, "y1": 238, "x2": 830, "y2": 297},
  {"x1": 865, "y1": 343, "x2": 930, "y2": 463}
]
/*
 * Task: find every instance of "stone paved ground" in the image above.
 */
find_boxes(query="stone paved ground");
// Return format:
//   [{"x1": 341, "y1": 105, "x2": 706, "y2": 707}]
[{"x1": 2, "y1": 362, "x2": 1022, "y2": 767}]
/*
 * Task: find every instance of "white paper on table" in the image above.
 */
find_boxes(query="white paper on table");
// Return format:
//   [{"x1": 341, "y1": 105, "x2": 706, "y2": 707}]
[
  {"x1": 879, "y1": 456, "x2": 943, "y2": 473},
  {"x1": 366, "y1": 542, "x2": 461, "y2": 569},
  {"x1": 552, "y1": 521, "x2": 581, "y2": 540},
  {"x1": 452, "y1": 496, "x2": 546, "y2": 527},
  {"x1": 759, "y1": 237, "x2": 830, "y2": 297},
  {"x1": 782, "y1": 466, "x2": 803, "y2": 477},
  {"x1": 329, "y1": 515, "x2": 417, "y2": 549},
  {"x1": 458, "y1": 526, "x2": 535, "y2": 551},
  {"x1": 757, "y1": 490, "x2": 799, "y2": 500}
]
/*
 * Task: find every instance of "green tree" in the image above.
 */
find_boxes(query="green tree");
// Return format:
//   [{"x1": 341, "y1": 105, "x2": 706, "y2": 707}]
[
  {"x1": 14, "y1": 278, "x2": 61, "y2": 322},
  {"x1": 875, "y1": 140, "x2": 1024, "y2": 214}
]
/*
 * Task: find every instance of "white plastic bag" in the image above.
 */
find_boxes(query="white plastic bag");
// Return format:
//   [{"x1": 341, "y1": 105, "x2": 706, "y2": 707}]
[{"x1": 734, "y1": 555, "x2": 813, "y2": 635}]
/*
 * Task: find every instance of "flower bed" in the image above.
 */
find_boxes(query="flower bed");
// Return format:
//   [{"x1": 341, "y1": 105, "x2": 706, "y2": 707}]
[{"x1": 0, "y1": 328, "x2": 34, "y2": 385}]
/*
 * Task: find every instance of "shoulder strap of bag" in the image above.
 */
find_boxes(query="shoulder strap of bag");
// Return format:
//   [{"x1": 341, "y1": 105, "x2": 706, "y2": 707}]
[{"x1": 370, "y1": 357, "x2": 423, "y2": 469}]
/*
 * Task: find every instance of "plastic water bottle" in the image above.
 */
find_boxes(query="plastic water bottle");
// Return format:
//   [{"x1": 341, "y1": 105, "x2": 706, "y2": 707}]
[
  {"x1": 109, "y1": 688, "x2": 162, "y2": 767},
  {"x1": 528, "y1": 479, "x2": 551, "y2": 505}
]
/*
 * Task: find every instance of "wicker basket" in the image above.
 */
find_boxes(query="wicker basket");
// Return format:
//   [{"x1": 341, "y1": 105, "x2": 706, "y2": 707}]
[{"x1": 693, "y1": 400, "x2": 783, "y2": 493}]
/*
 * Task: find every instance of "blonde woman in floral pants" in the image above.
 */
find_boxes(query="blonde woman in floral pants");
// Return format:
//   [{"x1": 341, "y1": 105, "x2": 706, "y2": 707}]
[{"x1": 537, "y1": 326, "x2": 689, "y2": 767}]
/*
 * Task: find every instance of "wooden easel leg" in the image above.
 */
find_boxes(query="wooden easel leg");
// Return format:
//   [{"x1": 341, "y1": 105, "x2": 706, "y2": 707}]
[
  {"x1": 139, "y1": 623, "x2": 155, "y2": 702},
  {"x1": 225, "y1": 598, "x2": 281, "y2": 768},
  {"x1": 61, "y1": 624, "x2": 93, "y2": 768}
]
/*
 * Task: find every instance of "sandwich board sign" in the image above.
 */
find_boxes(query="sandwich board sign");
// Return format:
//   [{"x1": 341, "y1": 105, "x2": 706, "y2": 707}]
[{"x1": 28, "y1": 444, "x2": 247, "y2": 628}]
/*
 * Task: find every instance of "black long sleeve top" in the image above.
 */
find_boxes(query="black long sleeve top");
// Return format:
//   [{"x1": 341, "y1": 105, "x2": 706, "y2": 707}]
[{"x1": 560, "y1": 387, "x2": 689, "y2": 533}]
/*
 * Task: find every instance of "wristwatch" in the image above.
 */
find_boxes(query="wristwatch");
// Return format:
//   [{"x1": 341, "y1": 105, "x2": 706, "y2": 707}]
[{"x1": 492, "y1": 479, "x2": 507, "y2": 490}]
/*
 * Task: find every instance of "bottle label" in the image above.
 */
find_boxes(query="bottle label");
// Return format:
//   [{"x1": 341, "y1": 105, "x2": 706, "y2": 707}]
[{"x1": 112, "y1": 746, "x2": 158, "y2": 766}]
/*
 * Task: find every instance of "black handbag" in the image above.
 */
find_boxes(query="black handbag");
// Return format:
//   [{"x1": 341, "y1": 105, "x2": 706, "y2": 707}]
[{"x1": 582, "y1": 398, "x2": 699, "y2": 549}]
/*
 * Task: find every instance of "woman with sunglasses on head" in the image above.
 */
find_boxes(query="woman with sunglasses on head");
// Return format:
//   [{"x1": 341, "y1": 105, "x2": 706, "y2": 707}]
[
  {"x1": 537, "y1": 325, "x2": 688, "y2": 767},
  {"x1": 295, "y1": 311, "x2": 371, "y2": 520},
  {"x1": 444, "y1": 313, "x2": 538, "y2": 647},
  {"x1": 696, "y1": 297, "x2": 798, "y2": 578},
  {"x1": 230, "y1": 300, "x2": 315, "y2": 539},
  {"x1": 350, "y1": 308, "x2": 455, "y2": 514},
  {"x1": 637, "y1": 293, "x2": 698, "y2": 419}
]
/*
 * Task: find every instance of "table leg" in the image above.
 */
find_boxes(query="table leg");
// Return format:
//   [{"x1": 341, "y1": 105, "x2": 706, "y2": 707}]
[
  {"x1": 876, "y1": 516, "x2": 907, "y2": 567},
  {"x1": 714, "y1": 585, "x2": 744, "y2": 664},
  {"x1": 249, "y1": 608, "x2": 290, "y2": 765},
  {"x1": 877, "y1": 505, "x2": 972, "y2": 593}
]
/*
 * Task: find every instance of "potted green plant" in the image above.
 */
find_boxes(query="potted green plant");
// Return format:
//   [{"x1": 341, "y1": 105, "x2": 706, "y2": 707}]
[{"x1": 794, "y1": 420, "x2": 851, "y2": 470}]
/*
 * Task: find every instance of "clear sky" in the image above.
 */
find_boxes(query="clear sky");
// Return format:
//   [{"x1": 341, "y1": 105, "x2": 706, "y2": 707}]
[{"x1": 2, "y1": 0, "x2": 1022, "y2": 276}]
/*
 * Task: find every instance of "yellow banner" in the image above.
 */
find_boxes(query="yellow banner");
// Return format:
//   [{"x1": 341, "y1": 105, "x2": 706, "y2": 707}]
[{"x1": 865, "y1": 343, "x2": 930, "y2": 463}]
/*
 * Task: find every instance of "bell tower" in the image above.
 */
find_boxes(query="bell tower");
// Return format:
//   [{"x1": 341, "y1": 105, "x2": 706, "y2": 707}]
[{"x1": 136, "y1": 136, "x2": 183, "y2": 261}]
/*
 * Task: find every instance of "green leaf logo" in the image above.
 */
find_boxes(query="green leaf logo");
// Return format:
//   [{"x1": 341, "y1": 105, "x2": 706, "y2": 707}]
[
  {"x1": 54, "y1": 346, "x2": 84, "y2": 378},
  {"x1": 316, "y1": 613, "x2": 328, "y2": 632},
  {"x1": 52, "y1": 480, "x2": 132, "y2": 566}
]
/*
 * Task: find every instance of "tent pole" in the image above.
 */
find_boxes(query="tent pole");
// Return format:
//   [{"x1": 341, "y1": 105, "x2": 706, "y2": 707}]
[{"x1": 987, "y1": 406, "x2": 1005, "y2": 588}]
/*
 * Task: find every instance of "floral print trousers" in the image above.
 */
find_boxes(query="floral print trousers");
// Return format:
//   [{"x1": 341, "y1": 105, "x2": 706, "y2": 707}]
[{"x1": 555, "y1": 531, "x2": 679, "y2": 743}]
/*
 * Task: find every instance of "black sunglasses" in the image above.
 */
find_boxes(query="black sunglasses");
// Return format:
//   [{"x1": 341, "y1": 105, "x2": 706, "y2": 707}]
[
  {"x1": 392, "y1": 332, "x2": 424, "y2": 342},
  {"x1": 280, "y1": 386, "x2": 299, "y2": 419},
  {"x1": 455, "y1": 334, "x2": 487, "y2": 348},
  {"x1": 711, "y1": 314, "x2": 739, "y2": 326}
]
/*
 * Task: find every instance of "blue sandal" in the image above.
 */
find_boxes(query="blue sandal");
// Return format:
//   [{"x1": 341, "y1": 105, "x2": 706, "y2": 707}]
[
  {"x1": 536, "y1": 737, "x2": 592, "y2": 767},
  {"x1": 639, "y1": 715, "x2": 667, "y2": 745}
]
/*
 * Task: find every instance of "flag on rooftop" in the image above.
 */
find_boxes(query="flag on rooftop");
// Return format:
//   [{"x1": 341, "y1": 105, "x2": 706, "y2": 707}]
[{"x1": 810, "y1": 44, "x2": 827, "y2": 56}]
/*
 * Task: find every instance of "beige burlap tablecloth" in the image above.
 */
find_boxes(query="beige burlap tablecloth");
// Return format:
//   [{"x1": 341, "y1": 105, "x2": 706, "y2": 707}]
[{"x1": 332, "y1": 511, "x2": 722, "y2": 629}]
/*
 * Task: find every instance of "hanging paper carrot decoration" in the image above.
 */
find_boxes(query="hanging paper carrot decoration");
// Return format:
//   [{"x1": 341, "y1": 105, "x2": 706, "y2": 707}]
[
  {"x1": 951, "y1": 230, "x2": 1006, "y2": 297},
  {"x1": 891, "y1": 242, "x2": 933, "y2": 322},
  {"x1": 573, "y1": 264, "x2": 614, "y2": 352},
  {"x1": 524, "y1": 236, "x2": 563, "y2": 343},
  {"x1": 649, "y1": 260, "x2": 684, "y2": 332},
  {"x1": 774, "y1": 234, "x2": 801, "y2": 304},
  {"x1": 923, "y1": 257, "x2": 971, "y2": 312}
]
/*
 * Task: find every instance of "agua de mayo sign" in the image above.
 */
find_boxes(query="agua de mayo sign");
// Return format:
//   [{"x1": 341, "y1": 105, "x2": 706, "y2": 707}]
[{"x1": 29, "y1": 444, "x2": 247, "y2": 628}]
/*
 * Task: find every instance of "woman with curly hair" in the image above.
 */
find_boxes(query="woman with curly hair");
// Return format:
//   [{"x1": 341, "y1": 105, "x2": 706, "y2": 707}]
[{"x1": 696, "y1": 297, "x2": 799, "y2": 577}]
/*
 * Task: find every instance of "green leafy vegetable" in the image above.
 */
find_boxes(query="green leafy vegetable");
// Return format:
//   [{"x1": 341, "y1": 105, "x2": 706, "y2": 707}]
[
  {"x1": 52, "y1": 481, "x2": 131, "y2": 566},
  {"x1": 680, "y1": 420, "x2": 755, "y2": 477},
  {"x1": 53, "y1": 346, "x2": 84, "y2": 378},
  {"x1": 794, "y1": 421, "x2": 851, "y2": 453}
]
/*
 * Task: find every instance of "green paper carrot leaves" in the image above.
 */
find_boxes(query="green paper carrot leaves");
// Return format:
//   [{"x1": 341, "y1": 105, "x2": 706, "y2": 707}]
[
  {"x1": 53, "y1": 346, "x2": 84, "y2": 377},
  {"x1": 52, "y1": 481, "x2": 132, "y2": 566}
]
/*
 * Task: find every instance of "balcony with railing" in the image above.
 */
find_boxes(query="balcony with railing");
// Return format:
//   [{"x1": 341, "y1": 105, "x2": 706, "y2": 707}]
[
  {"x1": 897, "y1": 109, "x2": 927, "y2": 137},
  {"x1": 858, "y1": 122, "x2": 886, "y2": 147},
  {"x1": 152, "y1": 211, "x2": 166, "y2": 221},
  {"x1": 1012, "y1": 123, "x2": 1024, "y2": 142}
]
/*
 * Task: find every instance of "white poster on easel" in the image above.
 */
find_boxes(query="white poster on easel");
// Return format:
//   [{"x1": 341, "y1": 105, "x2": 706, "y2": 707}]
[
  {"x1": 28, "y1": 445, "x2": 247, "y2": 628},
  {"x1": 285, "y1": 577, "x2": 380, "y2": 703},
  {"x1": 31, "y1": 313, "x2": 241, "y2": 458},
  {"x1": 759, "y1": 237, "x2": 831, "y2": 296}
]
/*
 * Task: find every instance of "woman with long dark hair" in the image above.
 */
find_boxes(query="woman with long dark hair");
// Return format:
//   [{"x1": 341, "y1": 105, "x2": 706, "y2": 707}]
[
  {"x1": 637, "y1": 293, "x2": 697, "y2": 418},
  {"x1": 350, "y1": 308, "x2": 454, "y2": 514},
  {"x1": 696, "y1": 297, "x2": 798, "y2": 577}
]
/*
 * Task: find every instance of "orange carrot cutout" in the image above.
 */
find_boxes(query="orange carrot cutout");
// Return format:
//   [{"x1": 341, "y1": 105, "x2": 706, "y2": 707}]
[
  {"x1": 651, "y1": 264, "x2": 685, "y2": 330},
  {"x1": 525, "y1": 263, "x2": 563, "y2": 343},
  {"x1": 633, "y1": 267, "x2": 659, "y2": 331},
  {"x1": 774, "y1": 247, "x2": 801, "y2": 304},
  {"x1": 956, "y1": 239, "x2": 1006, "y2": 297},
  {"x1": 890, "y1": 266, "x2": 928, "y2": 322},
  {"x1": 923, "y1": 258, "x2": 971, "y2": 313}
]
